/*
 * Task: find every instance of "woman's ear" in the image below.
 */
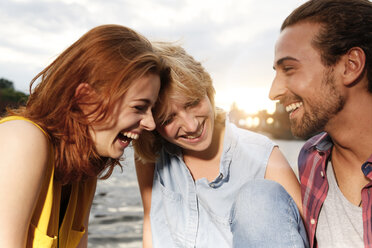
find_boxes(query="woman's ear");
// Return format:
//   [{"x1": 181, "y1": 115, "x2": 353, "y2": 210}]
[
  {"x1": 74, "y1": 83, "x2": 98, "y2": 115},
  {"x1": 75, "y1": 83, "x2": 94, "y2": 98},
  {"x1": 342, "y1": 47, "x2": 366, "y2": 86}
]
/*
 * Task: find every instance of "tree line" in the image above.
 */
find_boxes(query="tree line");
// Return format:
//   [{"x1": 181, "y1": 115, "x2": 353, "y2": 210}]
[{"x1": 0, "y1": 78, "x2": 28, "y2": 115}]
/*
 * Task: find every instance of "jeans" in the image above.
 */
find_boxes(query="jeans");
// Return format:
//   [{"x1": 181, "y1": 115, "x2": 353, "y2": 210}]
[{"x1": 230, "y1": 179, "x2": 309, "y2": 248}]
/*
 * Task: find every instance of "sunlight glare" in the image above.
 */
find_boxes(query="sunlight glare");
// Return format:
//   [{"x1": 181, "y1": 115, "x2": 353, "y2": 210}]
[{"x1": 215, "y1": 87, "x2": 276, "y2": 114}]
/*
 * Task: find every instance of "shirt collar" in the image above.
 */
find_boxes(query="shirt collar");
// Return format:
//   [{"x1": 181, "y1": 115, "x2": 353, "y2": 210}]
[
  {"x1": 308, "y1": 132, "x2": 372, "y2": 179},
  {"x1": 307, "y1": 132, "x2": 333, "y2": 152},
  {"x1": 218, "y1": 116, "x2": 237, "y2": 179},
  {"x1": 361, "y1": 155, "x2": 372, "y2": 178}
]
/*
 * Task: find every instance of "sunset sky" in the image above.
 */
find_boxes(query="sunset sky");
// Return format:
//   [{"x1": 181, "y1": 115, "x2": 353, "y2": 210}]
[{"x1": 0, "y1": 0, "x2": 307, "y2": 114}]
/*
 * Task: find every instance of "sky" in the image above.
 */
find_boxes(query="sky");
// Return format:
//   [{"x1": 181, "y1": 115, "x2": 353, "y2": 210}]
[{"x1": 0, "y1": 0, "x2": 307, "y2": 114}]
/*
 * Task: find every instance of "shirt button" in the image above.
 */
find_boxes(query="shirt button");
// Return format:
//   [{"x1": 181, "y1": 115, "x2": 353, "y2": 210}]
[
  {"x1": 320, "y1": 171, "x2": 324, "y2": 178},
  {"x1": 310, "y1": 219, "x2": 316, "y2": 225}
]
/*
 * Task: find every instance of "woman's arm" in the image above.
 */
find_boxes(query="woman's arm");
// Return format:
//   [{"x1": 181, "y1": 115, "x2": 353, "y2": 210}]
[
  {"x1": 264, "y1": 147, "x2": 303, "y2": 216},
  {"x1": 135, "y1": 158, "x2": 155, "y2": 248},
  {"x1": 0, "y1": 120, "x2": 49, "y2": 247}
]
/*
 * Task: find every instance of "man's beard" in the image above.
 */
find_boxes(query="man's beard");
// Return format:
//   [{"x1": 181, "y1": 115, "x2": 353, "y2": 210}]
[{"x1": 291, "y1": 69, "x2": 345, "y2": 139}]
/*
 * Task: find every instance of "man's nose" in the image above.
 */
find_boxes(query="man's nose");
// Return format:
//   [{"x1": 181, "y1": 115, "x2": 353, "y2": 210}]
[{"x1": 269, "y1": 73, "x2": 287, "y2": 101}]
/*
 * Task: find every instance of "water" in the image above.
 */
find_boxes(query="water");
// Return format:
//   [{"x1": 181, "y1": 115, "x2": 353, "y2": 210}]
[
  {"x1": 88, "y1": 139, "x2": 305, "y2": 247},
  {"x1": 88, "y1": 149, "x2": 143, "y2": 248}
]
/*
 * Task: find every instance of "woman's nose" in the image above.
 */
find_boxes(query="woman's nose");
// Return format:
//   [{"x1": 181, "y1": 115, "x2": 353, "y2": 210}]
[
  {"x1": 180, "y1": 112, "x2": 198, "y2": 133},
  {"x1": 141, "y1": 110, "x2": 156, "y2": 131}
]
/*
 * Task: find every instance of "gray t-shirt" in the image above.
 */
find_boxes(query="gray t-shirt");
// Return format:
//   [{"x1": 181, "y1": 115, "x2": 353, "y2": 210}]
[{"x1": 316, "y1": 161, "x2": 363, "y2": 247}]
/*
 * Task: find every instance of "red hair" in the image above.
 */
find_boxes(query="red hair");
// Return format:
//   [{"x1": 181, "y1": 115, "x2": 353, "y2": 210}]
[{"x1": 10, "y1": 24, "x2": 169, "y2": 184}]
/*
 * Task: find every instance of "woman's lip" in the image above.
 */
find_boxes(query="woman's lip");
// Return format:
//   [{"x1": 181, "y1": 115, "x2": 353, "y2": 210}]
[
  {"x1": 115, "y1": 132, "x2": 132, "y2": 150},
  {"x1": 117, "y1": 137, "x2": 130, "y2": 150},
  {"x1": 179, "y1": 121, "x2": 206, "y2": 143},
  {"x1": 120, "y1": 131, "x2": 139, "y2": 140}
]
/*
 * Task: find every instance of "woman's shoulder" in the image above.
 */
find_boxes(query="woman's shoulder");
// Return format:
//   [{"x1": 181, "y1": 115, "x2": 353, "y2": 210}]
[
  {"x1": 0, "y1": 118, "x2": 51, "y2": 246},
  {"x1": 1, "y1": 116, "x2": 45, "y2": 133},
  {"x1": 0, "y1": 117, "x2": 49, "y2": 152},
  {"x1": 0, "y1": 117, "x2": 50, "y2": 188}
]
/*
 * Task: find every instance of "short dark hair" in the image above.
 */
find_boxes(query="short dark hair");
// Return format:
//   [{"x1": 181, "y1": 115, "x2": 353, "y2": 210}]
[{"x1": 282, "y1": 0, "x2": 372, "y2": 91}]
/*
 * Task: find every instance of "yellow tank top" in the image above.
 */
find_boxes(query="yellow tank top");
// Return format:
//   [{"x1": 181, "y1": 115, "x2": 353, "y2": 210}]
[{"x1": 0, "y1": 116, "x2": 97, "y2": 247}]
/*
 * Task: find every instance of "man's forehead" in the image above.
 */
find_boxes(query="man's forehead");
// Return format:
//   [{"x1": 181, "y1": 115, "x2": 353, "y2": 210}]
[{"x1": 274, "y1": 22, "x2": 321, "y2": 62}]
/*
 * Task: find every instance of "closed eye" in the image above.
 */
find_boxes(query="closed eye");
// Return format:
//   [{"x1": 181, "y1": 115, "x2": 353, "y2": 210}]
[
  {"x1": 185, "y1": 99, "x2": 200, "y2": 108},
  {"x1": 134, "y1": 105, "x2": 148, "y2": 112},
  {"x1": 274, "y1": 56, "x2": 299, "y2": 74},
  {"x1": 283, "y1": 66, "x2": 294, "y2": 73},
  {"x1": 162, "y1": 114, "x2": 175, "y2": 126}
]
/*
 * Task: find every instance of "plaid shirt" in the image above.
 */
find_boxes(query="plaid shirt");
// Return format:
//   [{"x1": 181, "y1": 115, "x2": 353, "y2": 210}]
[{"x1": 298, "y1": 132, "x2": 372, "y2": 248}]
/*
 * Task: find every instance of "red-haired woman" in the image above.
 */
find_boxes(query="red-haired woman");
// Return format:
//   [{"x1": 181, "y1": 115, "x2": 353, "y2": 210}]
[{"x1": 0, "y1": 24, "x2": 169, "y2": 247}]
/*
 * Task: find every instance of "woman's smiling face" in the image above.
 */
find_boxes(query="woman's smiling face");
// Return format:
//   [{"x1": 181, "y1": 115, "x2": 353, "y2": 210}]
[
  {"x1": 90, "y1": 73, "x2": 161, "y2": 159},
  {"x1": 156, "y1": 95, "x2": 215, "y2": 154}
]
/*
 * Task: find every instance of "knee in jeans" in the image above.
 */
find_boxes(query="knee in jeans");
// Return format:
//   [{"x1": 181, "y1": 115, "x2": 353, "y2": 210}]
[
  {"x1": 231, "y1": 180, "x2": 308, "y2": 248},
  {"x1": 239, "y1": 179, "x2": 289, "y2": 203},
  {"x1": 232, "y1": 179, "x2": 295, "y2": 220}
]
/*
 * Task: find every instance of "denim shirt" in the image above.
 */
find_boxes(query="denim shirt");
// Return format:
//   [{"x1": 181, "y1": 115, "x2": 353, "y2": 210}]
[{"x1": 150, "y1": 120, "x2": 276, "y2": 248}]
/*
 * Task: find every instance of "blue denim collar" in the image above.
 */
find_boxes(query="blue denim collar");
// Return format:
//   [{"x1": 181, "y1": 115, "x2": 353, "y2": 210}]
[{"x1": 217, "y1": 116, "x2": 237, "y2": 181}]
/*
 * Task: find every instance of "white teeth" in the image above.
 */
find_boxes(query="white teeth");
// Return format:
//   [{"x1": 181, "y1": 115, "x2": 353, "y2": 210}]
[
  {"x1": 184, "y1": 125, "x2": 203, "y2": 139},
  {"x1": 121, "y1": 132, "x2": 139, "y2": 140},
  {"x1": 285, "y1": 102, "x2": 303, "y2": 113},
  {"x1": 186, "y1": 135, "x2": 197, "y2": 139}
]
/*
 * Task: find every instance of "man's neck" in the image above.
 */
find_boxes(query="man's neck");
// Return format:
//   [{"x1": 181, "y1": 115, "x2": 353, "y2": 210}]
[
  {"x1": 326, "y1": 89, "x2": 372, "y2": 165},
  {"x1": 325, "y1": 88, "x2": 372, "y2": 205}
]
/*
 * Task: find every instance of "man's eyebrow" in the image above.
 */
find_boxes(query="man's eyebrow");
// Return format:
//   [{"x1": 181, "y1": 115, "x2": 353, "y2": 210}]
[{"x1": 273, "y1": 56, "x2": 299, "y2": 70}]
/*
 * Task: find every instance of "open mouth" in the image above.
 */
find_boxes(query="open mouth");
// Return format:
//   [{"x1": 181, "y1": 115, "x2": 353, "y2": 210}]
[
  {"x1": 286, "y1": 102, "x2": 303, "y2": 116},
  {"x1": 117, "y1": 131, "x2": 139, "y2": 144},
  {"x1": 180, "y1": 122, "x2": 204, "y2": 140}
]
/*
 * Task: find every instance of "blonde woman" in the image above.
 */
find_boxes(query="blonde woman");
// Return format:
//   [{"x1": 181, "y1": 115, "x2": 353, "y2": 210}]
[{"x1": 134, "y1": 43, "x2": 308, "y2": 248}]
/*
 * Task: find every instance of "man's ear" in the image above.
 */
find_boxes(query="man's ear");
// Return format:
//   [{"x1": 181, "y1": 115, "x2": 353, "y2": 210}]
[{"x1": 342, "y1": 47, "x2": 366, "y2": 86}]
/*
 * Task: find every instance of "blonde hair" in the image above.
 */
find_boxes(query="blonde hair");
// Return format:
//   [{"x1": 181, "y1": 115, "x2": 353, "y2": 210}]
[{"x1": 133, "y1": 42, "x2": 225, "y2": 163}]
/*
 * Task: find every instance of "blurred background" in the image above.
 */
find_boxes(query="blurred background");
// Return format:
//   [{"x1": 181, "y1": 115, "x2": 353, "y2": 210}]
[
  {"x1": 0, "y1": 0, "x2": 308, "y2": 246},
  {"x1": 0, "y1": 0, "x2": 307, "y2": 118}
]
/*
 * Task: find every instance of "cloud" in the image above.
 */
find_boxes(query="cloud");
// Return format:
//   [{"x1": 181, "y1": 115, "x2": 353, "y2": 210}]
[{"x1": 0, "y1": 0, "x2": 306, "y2": 112}]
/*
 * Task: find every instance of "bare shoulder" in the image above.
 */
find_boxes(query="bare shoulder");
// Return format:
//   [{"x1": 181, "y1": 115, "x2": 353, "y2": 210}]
[
  {"x1": 0, "y1": 119, "x2": 48, "y2": 147},
  {"x1": 265, "y1": 147, "x2": 302, "y2": 214},
  {"x1": 0, "y1": 119, "x2": 51, "y2": 246},
  {"x1": 267, "y1": 147, "x2": 291, "y2": 169},
  {"x1": 0, "y1": 119, "x2": 49, "y2": 170},
  {"x1": 265, "y1": 147, "x2": 297, "y2": 181}
]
